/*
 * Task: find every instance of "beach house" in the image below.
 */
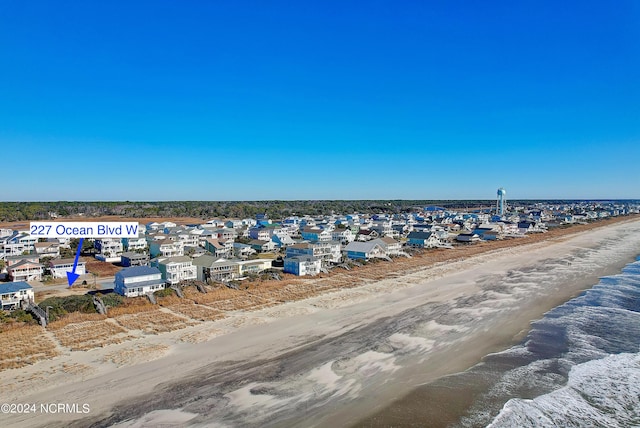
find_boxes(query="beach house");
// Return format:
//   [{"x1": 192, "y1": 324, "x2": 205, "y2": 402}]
[
  {"x1": 373, "y1": 237, "x2": 402, "y2": 255},
  {"x1": 155, "y1": 256, "x2": 197, "y2": 285},
  {"x1": 205, "y1": 238, "x2": 232, "y2": 258},
  {"x1": 34, "y1": 241, "x2": 60, "y2": 258},
  {"x1": 286, "y1": 241, "x2": 342, "y2": 264},
  {"x1": 122, "y1": 235, "x2": 148, "y2": 252},
  {"x1": 7, "y1": 260, "x2": 44, "y2": 282},
  {"x1": 49, "y1": 258, "x2": 87, "y2": 279},
  {"x1": 249, "y1": 239, "x2": 277, "y2": 253},
  {"x1": 192, "y1": 255, "x2": 239, "y2": 282},
  {"x1": 120, "y1": 252, "x2": 150, "y2": 267},
  {"x1": 149, "y1": 239, "x2": 184, "y2": 258},
  {"x1": 407, "y1": 231, "x2": 441, "y2": 248},
  {"x1": 284, "y1": 256, "x2": 321, "y2": 276},
  {"x1": 343, "y1": 241, "x2": 387, "y2": 261},
  {"x1": 94, "y1": 238, "x2": 124, "y2": 263},
  {"x1": 114, "y1": 266, "x2": 165, "y2": 298},
  {"x1": 0, "y1": 281, "x2": 34, "y2": 310},
  {"x1": 300, "y1": 227, "x2": 332, "y2": 243}
]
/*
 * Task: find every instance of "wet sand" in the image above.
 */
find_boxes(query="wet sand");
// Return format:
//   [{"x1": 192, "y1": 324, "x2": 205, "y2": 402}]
[{"x1": 3, "y1": 219, "x2": 640, "y2": 428}]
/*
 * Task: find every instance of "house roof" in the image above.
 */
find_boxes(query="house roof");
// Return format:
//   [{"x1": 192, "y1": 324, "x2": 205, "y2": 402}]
[
  {"x1": 34, "y1": 241, "x2": 56, "y2": 248},
  {"x1": 121, "y1": 252, "x2": 149, "y2": 259},
  {"x1": 8, "y1": 260, "x2": 43, "y2": 270},
  {"x1": 344, "y1": 241, "x2": 383, "y2": 253},
  {"x1": 117, "y1": 266, "x2": 161, "y2": 278},
  {"x1": 205, "y1": 238, "x2": 224, "y2": 249},
  {"x1": 232, "y1": 242, "x2": 251, "y2": 248},
  {"x1": 0, "y1": 281, "x2": 33, "y2": 293},
  {"x1": 302, "y1": 227, "x2": 325, "y2": 234},
  {"x1": 407, "y1": 231, "x2": 433, "y2": 239},
  {"x1": 379, "y1": 236, "x2": 399, "y2": 245},
  {"x1": 50, "y1": 258, "x2": 85, "y2": 266},
  {"x1": 191, "y1": 254, "x2": 218, "y2": 267},
  {"x1": 158, "y1": 256, "x2": 192, "y2": 264},
  {"x1": 5, "y1": 255, "x2": 38, "y2": 262},
  {"x1": 290, "y1": 243, "x2": 312, "y2": 249}
]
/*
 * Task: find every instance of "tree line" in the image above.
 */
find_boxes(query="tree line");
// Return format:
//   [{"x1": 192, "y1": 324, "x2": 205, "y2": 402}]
[{"x1": 0, "y1": 199, "x2": 605, "y2": 222}]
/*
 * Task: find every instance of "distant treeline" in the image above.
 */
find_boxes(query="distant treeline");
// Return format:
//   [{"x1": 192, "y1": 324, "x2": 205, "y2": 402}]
[{"x1": 0, "y1": 200, "x2": 630, "y2": 222}]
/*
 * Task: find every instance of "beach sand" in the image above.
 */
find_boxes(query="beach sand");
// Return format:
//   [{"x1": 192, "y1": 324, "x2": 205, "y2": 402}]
[{"x1": 2, "y1": 218, "x2": 640, "y2": 428}]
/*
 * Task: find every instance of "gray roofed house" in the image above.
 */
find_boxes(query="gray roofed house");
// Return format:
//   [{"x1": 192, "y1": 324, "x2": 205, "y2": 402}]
[
  {"x1": 407, "y1": 231, "x2": 441, "y2": 248},
  {"x1": 373, "y1": 237, "x2": 402, "y2": 254},
  {"x1": 154, "y1": 256, "x2": 197, "y2": 285},
  {"x1": 192, "y1": 255, "x2": 240, "y2": 282},
  {"x1": 249, "y1": 239, "x2": 276, "y2": 253},
  {"x1": 49, "y1": 258, "x2": 87, "y2": 278},
  {"x1": 232, "y1": 242, "x2": 256, "y2": 258},
  {"x1": 5, "y1": 254, "x2": 40, "y2": 267},
  {"x1": 7, "y1": 260, "x2": 43, "y2": 282},
  {"x1": 343, "y1": 241, "x2": 386, "y2": 260},
  {"x1": 121, "y1": 251, "x2": 150, "y2": 267}
]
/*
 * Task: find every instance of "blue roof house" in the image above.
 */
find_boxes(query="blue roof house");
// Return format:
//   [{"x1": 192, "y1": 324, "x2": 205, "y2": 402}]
[
  {"x1": 114, "y1": 266, "x2": 165, "y2": 298},
  {"x1": 0, "y1": 281, "x2": 34, "y2": 310}
]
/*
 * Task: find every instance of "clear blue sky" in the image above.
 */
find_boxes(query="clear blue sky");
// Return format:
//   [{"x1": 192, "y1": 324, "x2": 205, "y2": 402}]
[{"x1": 1, "y1": 1, "x2": 638, "y2": 201}]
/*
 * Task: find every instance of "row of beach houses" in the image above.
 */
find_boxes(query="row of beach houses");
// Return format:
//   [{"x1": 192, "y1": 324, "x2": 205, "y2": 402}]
[{"x1": 1, "y1": 201, "x2": 638, "y2": 307}]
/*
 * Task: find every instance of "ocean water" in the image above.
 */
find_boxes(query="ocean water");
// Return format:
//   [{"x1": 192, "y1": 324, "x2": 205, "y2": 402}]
[{"x1": 462, "y1": 257, "x2": 640, "y2": 427}]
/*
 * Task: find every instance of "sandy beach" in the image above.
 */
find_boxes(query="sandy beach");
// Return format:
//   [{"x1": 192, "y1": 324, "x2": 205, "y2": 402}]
[{"x1": 2, "y1": 218, "x2": 640, "y2": 428}]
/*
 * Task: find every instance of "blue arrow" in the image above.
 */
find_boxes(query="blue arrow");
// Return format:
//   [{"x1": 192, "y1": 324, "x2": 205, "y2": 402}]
[{"x1": 67, "y1": 238, "x2": 83, "y2": 287}]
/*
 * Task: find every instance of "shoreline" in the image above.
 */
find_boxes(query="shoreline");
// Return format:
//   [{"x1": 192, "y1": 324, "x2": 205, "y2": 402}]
[
  {"x1": 347, "y1": 255, "x2": 636, "y2": 428},
  {"x1": 2, "y1": 217, "x2": 640, "y2": 427}
]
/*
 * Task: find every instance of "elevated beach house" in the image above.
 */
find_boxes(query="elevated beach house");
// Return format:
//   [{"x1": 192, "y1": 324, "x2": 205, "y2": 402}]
[
  {"x1": 0, "y1": 281, "x2": 34, "y2": 310},
  {"x1": 155, "y1": 256, "x2": 197, "y2": 285},
  {"x1": 343, "y1": 241, "x2": 387, "y2": 261},
  {"x1": 120, "y1": 251, "x2": 150, "y2": 267},
  {"x1": 149, "y1": 239, "x2": 184, "y2": 258},
  {"x1": 94, "y1": 238, "x2": 124, "y2": 263},
  {"x1": 114, "y1": 266, "x2": 165, "y2": 297},
  {"x1": 49, "y1": 258, "x2": 87, "y2": 279},
  {"x1": 406, "y1": 231, "x2": 441, "y2": 248},
  {"x1": 373, "y1": 237, "x2": 403, "y2": 255},
  {"x1": 456, "y1": 233, "x2": 481, "y2": 243},
  {"x1": 286, "y1": 241, "x2": 342, "y2": 265},
  {"x1": 8, "y1": 260, "x2": 44, "y2": 282},
  {"x1": 34, "y1": 240, "x2": 61, "y2": 258},
  {"x1": 284, "y1": 256, "x2": 322, "y2": 276}
]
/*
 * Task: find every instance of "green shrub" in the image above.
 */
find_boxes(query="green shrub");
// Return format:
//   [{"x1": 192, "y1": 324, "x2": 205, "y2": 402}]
[
  {"x1": 154, "y1": 288, "x2": 174, "y2": 297},
  {"x1": 39, "y1": 295, "x2": 97, "y2": 321},
  {"x1": 99, "y1": 293, "x2": 125, "y2": 308}
]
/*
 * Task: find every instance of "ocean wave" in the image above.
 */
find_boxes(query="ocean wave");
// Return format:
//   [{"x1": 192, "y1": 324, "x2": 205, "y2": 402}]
[
  {"x1": 487, "y1": 351, "x2": 640, "y2": 428},
  {"x1": 461, "y1": 259, "x2": 640, "y2": 427}
]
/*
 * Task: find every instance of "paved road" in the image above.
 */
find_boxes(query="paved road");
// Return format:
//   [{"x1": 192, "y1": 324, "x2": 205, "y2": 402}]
[{"x1": 30, "y1": 275, "x2": 115, "y2": 294}]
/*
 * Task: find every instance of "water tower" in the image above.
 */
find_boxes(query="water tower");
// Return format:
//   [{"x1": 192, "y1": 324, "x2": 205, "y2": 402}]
[{"x1": 497, "y1": 188, "x2": 507, "y2": 216}]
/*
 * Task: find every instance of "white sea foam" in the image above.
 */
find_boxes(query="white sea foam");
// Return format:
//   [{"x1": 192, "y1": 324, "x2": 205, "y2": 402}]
[
  {"x1": 478, "y1": 258, "x2": 640, "y2": 428},
  {"x1": 488, "y1": 351, "x2": 640, "y2": 428}
]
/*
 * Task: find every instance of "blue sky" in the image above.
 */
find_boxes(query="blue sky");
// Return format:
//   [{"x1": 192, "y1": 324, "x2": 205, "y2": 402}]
[{"x1": 1, "y1": 1, "x2": 638, "y2": 201}]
